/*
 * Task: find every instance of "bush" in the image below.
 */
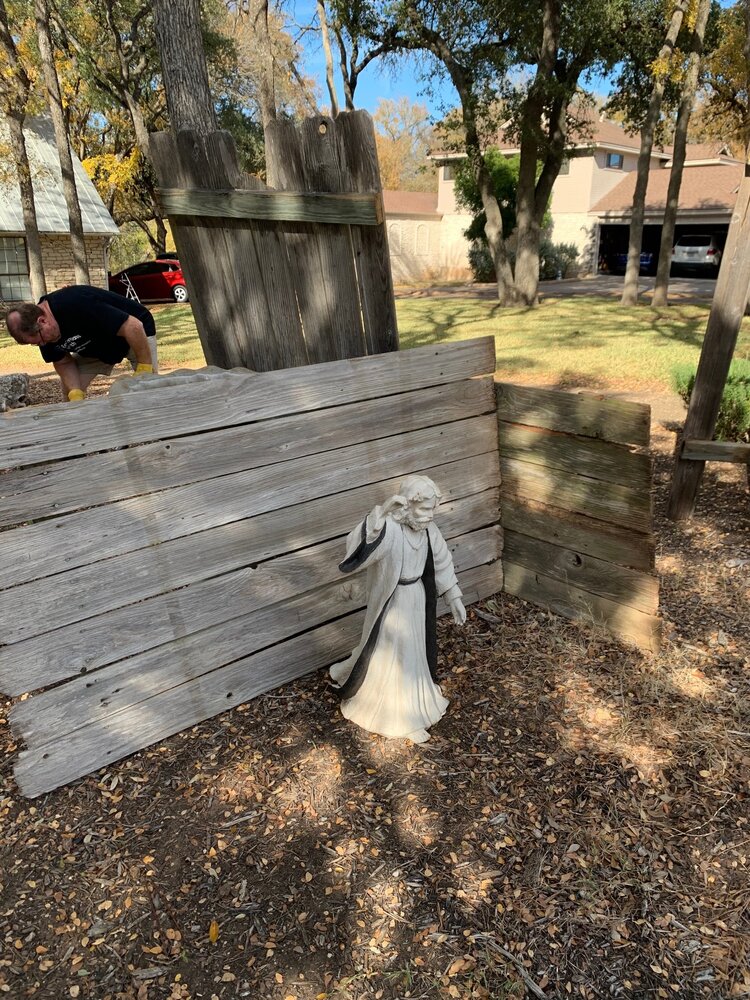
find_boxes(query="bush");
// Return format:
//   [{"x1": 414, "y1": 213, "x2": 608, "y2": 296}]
[
  {"x1": 466, "y1": 238, "x2": 579, "y2": 283},
  {"x1": 671, "y1": 359, "x2": 750, "y2": 441}
]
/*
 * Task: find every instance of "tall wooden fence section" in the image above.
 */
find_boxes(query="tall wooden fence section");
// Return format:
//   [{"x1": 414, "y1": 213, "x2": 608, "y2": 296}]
[
  {"x1": 0, "y1": 339, "x2": 502, "y2": 798},
  {"x1": 150, "y1": 111, "x2": 398, "y2": 372},
  {"x1": 496, "y1": 383, "x2": 661, "y2": 651}
]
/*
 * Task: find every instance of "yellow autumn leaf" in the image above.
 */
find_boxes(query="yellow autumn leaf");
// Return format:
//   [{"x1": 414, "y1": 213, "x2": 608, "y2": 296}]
[{"x1": 208, "y1": 919, "x2": 220, "y2": 943}]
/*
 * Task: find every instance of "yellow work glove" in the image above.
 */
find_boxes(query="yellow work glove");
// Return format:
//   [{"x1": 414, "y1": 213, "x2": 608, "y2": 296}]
[
  {"x1": 67, "y1": 388, "x2": 86, "y2": 402},
  {"x1": 134, "y1": 363, "x2": 153, "y2": 375}
]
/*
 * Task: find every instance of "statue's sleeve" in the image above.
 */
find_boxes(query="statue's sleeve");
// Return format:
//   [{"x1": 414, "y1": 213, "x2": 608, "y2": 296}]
[
  {"x1": 430, "y1": 526, "x2": 462, "y2": 600},
  {"x1": 339, "y1": 507, "x2": 390, "y2": 574}
]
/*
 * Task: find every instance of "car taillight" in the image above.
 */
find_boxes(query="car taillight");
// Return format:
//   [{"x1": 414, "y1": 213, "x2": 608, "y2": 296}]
[{"x1": 706, "y1": 248, "x2": 717, "y2": 255}]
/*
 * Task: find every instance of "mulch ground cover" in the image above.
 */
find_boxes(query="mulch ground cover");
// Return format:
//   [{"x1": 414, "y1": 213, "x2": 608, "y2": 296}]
[{"x1": 1, "y1": 391, "x2": 748, "y2": 1000}]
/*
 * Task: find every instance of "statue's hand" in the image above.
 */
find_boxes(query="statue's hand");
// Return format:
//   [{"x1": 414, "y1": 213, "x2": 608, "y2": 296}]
[
  {"x1": 449, "y1": 597, "x2": 467, "y2": 626},
  {"x1": 382, "y1": 494, "x2": 408, "y2": 517}
]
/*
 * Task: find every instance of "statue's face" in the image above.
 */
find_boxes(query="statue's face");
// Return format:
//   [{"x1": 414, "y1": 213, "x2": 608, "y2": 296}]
[{"x1": 404, "y1": 494, "x2": 438, "y2": 530}]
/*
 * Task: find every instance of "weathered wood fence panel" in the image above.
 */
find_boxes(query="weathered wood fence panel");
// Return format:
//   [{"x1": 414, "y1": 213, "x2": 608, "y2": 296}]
[
  {"x1": 497, "y1": 382, "x2": 660, "y2": 651},
  {"x1": 1, "y1": 339, "x2": 502, "y2": 797},
  {"x1": 150, "y1": 111, "x2": 398, "y2": 372}
]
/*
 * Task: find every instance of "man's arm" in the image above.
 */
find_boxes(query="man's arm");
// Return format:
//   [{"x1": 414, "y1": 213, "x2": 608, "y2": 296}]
[
  {"x1": 117, "y1": 315, "x2": 152, "y2": 368},
  {"x1": 53, "y1": 356, "x2": 84, "y2": 399}
]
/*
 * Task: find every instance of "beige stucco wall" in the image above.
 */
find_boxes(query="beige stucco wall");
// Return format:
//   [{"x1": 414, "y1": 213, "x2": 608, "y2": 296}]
[
  {"x1": 41, "y1": 234, "x2": 110, "y2": 292},
  {"x1": 548, "y1": 213, "x2": 599, "y2": 274},
  {"x1": 387, "y1": 213, "x2": 473, "y2": 283},
  {"x1": 549, "y1": 155, "x2": 595, "y2": 214}
]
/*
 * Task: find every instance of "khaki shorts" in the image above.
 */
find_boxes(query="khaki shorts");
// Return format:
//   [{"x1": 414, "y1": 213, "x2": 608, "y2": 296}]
[{"x1": 73, "y1": 336, "x2": 159, "y2": 377}]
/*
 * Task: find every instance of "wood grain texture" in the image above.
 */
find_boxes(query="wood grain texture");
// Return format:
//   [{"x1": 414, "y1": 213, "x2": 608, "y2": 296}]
[
  {"x1": 0, "y1": 475, "x2": 500, "y2": 695},
  {"x1": 681, "y1": 439, "x2": 750, "y2": 463},
  {"x1": 501, "y1": 455, "x2": 652, "y2": 533},
  {"x1": 500, "y1": 496, "x2": 654, "y2": 571},
  {"x1": 503, "y1": 530, "x2": 659, "y2": 615},
  {"x1": 495, "y1": 382, "x2": 650, "y2": 447},
  {"x1": 334, "y1": 112, "x2": 399, "y2": 354},
  {"x1": 503, "y1": 561, "x2": 661, "y2": 652},
  {"x1": 158, "y1": 186, "x2": 381, "y2": 225},
  {"x1": 11, "y1": 526, "x2": 502, "y2": 745},
  {"x1": 0, "y1": 337, "x2": 496, "y2": 470},
  {"x1": 0, "y1": 414, "x2": 498, "y2": 599},
  {"x1": 14, "y1": 561, "x2": 504, "y2": 798},
  {"x1": 0, "y1": 378, "x2": 494, "y2": 527},
  {"x1": 498, "y1": 421, "x2": 651, "y2": 489}
]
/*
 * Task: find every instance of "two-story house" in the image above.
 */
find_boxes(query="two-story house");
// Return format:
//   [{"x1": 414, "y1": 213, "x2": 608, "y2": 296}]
[{"x1": 383, "y1": 114, "x2": 743, "y2": 283}]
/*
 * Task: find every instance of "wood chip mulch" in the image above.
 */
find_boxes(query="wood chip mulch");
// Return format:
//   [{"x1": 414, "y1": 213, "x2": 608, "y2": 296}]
[{"x1": 0, "y1": 405, "x2": 748, "y2": 1000}]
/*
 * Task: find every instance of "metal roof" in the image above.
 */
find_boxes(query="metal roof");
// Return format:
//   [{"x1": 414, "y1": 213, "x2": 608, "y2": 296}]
[{"x1": 0, "y1": 116, "x2": 119, "y2": 236}]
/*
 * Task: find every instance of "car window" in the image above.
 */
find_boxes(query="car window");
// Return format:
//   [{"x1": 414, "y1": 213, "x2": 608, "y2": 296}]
[
  {"x1": 677, "y1": 237, "x2": 712, "y2": 247},
  {"x1": 127, "y1": 263, "x2": 152, "y2": 275}
]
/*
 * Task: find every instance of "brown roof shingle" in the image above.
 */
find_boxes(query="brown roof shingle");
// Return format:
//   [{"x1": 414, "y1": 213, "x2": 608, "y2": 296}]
[
  {"x1": 591, "y1": 162, "x2": 743, "y2": 215},
  {"x1": 382, "y1": 190, "x2": 440, "y2": 217}
]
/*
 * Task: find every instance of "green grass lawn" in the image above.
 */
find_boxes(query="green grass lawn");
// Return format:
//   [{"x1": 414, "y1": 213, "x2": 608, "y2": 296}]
[{"x1": 3, "y1": 297, "x2": 749, "y2": 390}]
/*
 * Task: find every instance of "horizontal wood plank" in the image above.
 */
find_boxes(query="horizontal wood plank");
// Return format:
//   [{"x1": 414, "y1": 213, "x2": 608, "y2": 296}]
[
  {"x1": 501, "y1": 456, "x2": 652, "y2": 534},
  {"x1": 0, "y1": 379, "x2": 494, "y2": 528},
  {"x1": 682, "y1": 438, "x2": 750, "y2": 463},
  {"x1": 0, "y1": 414, "x2": 498, "y2": 592},
  {"x1": 495, "y1": 382, "x2": 650, "y2": 447},
  {"x1": 13, "y1": 561, "x2": 504, "y2": 798},
  {"x1": 498, "y1": 421, "x2": 651, "y2": 489},
  {"x1": 158, "y1": 186, "x2": 382, "y2": 226},
  {"x1": 504, "y1": 530, "x2": 658, "y2": 615},
  {"x1": 503, "y1": 561, "x2": 661, "y2": 652},
  {"x1": 0, "y1": 472, "x2": 500, "y2": 693},
  {"x1": 12, "y1": 527, "x2": 502, "y2": 745},
  {"x1": 500, "y1": 496, "x2": 654, "y2": 571},
  {"x1": 0, "y1": 338, "x2": 497, "y2": 470}
]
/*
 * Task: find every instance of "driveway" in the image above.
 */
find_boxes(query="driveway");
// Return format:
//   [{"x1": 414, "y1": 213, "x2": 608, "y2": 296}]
[{"x1": 396, "y1": 274, "x2": 718, "y2": 301}]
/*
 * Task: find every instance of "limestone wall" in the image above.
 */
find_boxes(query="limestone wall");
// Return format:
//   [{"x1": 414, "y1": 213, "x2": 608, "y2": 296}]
[{"x1": 41, "y1": 235, "x2": 110, "y2": 291}]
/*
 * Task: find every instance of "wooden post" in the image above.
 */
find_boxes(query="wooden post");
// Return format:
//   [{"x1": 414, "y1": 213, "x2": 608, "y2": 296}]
[{"x1": 667, "y1": 163, "x2": 750, "y2": 520}]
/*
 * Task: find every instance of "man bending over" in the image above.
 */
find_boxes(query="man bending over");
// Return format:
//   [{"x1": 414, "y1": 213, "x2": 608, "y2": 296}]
[{"x1": 4, "y1": 284, "x2": 158, "y2": 402}]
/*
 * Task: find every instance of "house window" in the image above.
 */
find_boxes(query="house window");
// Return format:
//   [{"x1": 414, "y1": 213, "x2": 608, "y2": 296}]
[
  {"x1": 416, "y1": 224, "x2": 430, "y2": 256},
  {"x1": 606, "y1": 152, "x2": 624, "y2": 170},
  {"x1": 558, "y1": 157, "x2": 570, "y2": 175},
  {"x1": 0, "y1": 237, "x2": 32, "y2": 301},
  {"x1": 443, "y1": 164, "x2": 456, "y2": 181},
  {"x1": 388, "y1": 223, "x2": 402, "y2": 255}
]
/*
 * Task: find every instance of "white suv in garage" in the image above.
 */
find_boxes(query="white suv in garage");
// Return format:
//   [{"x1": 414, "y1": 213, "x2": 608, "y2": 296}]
[{"x1": 671, "y1": 235, "x2": 723, "y2": 274}]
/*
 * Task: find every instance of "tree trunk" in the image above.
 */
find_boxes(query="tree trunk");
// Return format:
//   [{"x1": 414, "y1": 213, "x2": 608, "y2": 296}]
[
  {"x1": 513, "y1": 0, "x2": 560, "y2": 306},
  {"x1": 621, "y1": 0, "x2": 690, "y2": 307},
  {"x1": 477, "y1": 158, "x2": 516, "y2": 303},
  {"x1": 248, "y1": 0, "x2": 277, "y2": 133},
  {"x1": 6, "y1": 114, "x2": 47, "y2": 299},
  {"x1": 652, "y1": 0, "x2": 711, "y2": 308},
  {"x1": 317, "y1": 0, "x2": 339, "y2": 117},
  {"x1": 153, "y1": 0, "x2": 216, "y2": 135},
  {"x1": 335, "y1": 29, "x2": 356, "y2": 110},
  {"x1": 35, "y1": 0, "x2": 89, "y2": 285}
]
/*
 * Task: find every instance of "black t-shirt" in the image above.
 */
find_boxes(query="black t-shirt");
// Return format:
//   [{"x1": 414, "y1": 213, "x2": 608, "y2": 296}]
[{"x1": 38, "y1": 286, "x2": 156, "y2": 365}]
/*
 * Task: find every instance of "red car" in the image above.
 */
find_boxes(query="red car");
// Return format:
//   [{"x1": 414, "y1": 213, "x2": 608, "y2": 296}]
[{"x1": 108, "y1": 258, "x2": 189, "y2": 302}]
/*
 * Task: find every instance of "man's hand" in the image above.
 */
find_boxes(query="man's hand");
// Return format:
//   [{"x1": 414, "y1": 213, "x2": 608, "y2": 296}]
[{"x1": 67, "y1": 388, "x2": 86, "y2": 402}]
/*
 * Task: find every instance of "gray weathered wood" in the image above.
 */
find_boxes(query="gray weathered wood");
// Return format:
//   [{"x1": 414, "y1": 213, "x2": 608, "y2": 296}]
[
  {"x1": 332, "y1": 112, "x2": 399, "y2": 355},
  {"x1": 503, "y1": 561, "x2": 661, "y2": 652},
  {"x1": 14, "y1": 561, "x2": 504, "y2": 798},
  {"x1": 501, "y1": 455, "x2": 652, "y2": 534},
  {"x1": 0, "y1": 474, "x2": 500, "y2": 693},
  {"x1": 151, "y1": 131, "x2": 309, "y2": 371},
  {"x1": 501, "y1": 496, "x2": 654, "y2": 571},
  {"x1": 504, "y1": 530, "x2": 659, "y2": 615},
  {"x1": 0, "y1": 338, "x2": 496, "y2": 470},
  {"x1": 0, "y1": 379, "x2": 494, "y2": 527},
  {"x1": 498, "y1": 421, "x2": 651, "y2": 489},
  {"x1": 11, "y1": 526, "x2": 502, "y2": 744},
  {"x1": 158, "y1": 186, "x2": 382, "y2": 226},
  {"x1": 668, "y1": 165, "x2": 750, "y2": 519},
  {"x1": 0, "y1": 414, "x2": 498, "y2": 597},
  {"x1": 496, "y1": 383, "x2": 650, "y2": 447},
  {"x1": 681, "y1": 438, "x2": 750, "y2": 463}
]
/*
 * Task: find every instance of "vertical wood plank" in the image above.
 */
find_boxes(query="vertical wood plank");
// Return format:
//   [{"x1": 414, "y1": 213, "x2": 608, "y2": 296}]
[{"x1": 335, "y1": 111, "x2": 399, "y2": 355}]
